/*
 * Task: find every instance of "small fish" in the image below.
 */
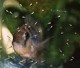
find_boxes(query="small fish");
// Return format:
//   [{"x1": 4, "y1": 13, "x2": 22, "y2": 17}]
[
  {"x1": 12, "y1": 15, "x2": 53, "y2": 62},
  {"x1": 12, "y1": 15, "x2": 43, "y2": 60}
]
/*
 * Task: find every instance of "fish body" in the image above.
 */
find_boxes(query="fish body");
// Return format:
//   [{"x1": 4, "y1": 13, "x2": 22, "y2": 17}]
[{"x1": 12, "y1": 15, "x2": 43, "y2": 60}]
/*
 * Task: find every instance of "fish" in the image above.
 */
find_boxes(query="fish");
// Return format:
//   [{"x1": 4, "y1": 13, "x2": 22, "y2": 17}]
[
  {"x1": 12, "y1": 15, "x2": 44, "y2": 61},
  {"x1": 12, "y1": 15, "x2": 53, "y2": 63}
]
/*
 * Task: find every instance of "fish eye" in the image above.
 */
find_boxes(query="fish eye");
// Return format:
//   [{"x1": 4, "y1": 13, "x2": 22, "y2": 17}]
[{"x1": 25, "y1": 32, "x2": 30, "y2": 40}]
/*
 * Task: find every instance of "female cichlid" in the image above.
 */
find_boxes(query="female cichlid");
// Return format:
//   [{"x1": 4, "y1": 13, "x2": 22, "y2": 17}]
[
  {"x1": 12, "y1": 15, "x2": 47, "y2": 62},
  {"x1": 12, "y1": 15, "x2": 50, "y2": 62}
]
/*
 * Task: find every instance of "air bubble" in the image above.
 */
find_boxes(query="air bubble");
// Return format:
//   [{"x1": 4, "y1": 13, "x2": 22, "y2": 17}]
[
  {"x1": 56, "y1": 10, "x2": 60, "y2": 12},
  {"x1": 41, "y1": 9, "x2": 44, "y2": 12},
  {"x1": 31, "y1": 12, "x2": 34, "y2": 14},
  {"x1": 66, "y1": 42, "x2": 69, "y2": 45},
  {"x1": 59, "y1": 49, "x2": 62, "y2": 53},
  {"x1": 62, "y1": 54, "x2": 64, "y2": 56},
  {"x1": 48, "y1": 22, "x2": 51, "y2": 25},
  {"x1": 19, "y1": 59, "x2": 26, "y2": 65},
  {"x1": 22, "y1": 16, "x2": 26, "y2": 19},
  {"x1": 50, "y1": 64, "x2": 53, "y2": 67},
  {"x1": 25, "y1": 23, "x2": 27, "y2": 26},
  {"x1": 28, "y1": 26, "x2": 31, "y2": 28},
  {"x1": 74, "y1": 32, "x2": 77, "y2": 35},
  {"x1": 69, "y1": 59, "x2": 73, "y2": 61},
  {"x1": 9, "y1": 11, "x2": 13, "y2": 14},
  {"x1": 29, "y1": 3, "x2": 33, "y2": 6},
  {"x1": 30, "y1": 60, "x2": 34, "y2": 63},
  {"x1": 9, "y1": 62, "x2": 14, "y2": 65},
  {"x1": 17, "y1": 27, "x2": 19, "y2": 30},
  {"x1": 67, "y1": 39, "x2": 69, "y2": 41},
  {"x1": 69, "y1": 57, "x2": 74, "y2": 61},
  {"x1": 35, "y1": 61, "x2": 37, "y2": 64},
  {"x1": 19, "y1": 62, "x2": 24, "y2": 66},
  {"x1": 41, "y1": 60, "x2": 45, "y2": 63},
  {"x1": 58, "y1": 15, "x2": 61, "y2": 18},
  {"x1": 61, "y1": 32, "x2": 64, "y2": 34},
  {"x1": 69, "y1": 24, "x2": 72, "y2": 27},
  {"x1": 66, "y1": 42, "x2": 70, "y2": 47},
  {"x1": 72, "y1": 56, "x2": 74, "y2": 59},
  {"x1": 50, "y1": 25, "x2": 53, "y2": 29},
  {"x1": 5, "y1": 10, "x2": 8, "y2": 12},
  {"x1": 17, "y1": 30, "x2": 20, "y2": 32},
  {"x1": 38, "y1": 28, "x2": 42, "y2": 33},
  {"x1": 36, "y1": 2, "x2": 38, "y2": 4},
  {"x1": 8, "y1": 56, "x2": 15, "y2": 59},
  {"x1": 20, "y1": 4, "x2": 22, "y2": 7},
  {"x1": 48, "y1": 25, "x2": 53, "y2": 31},
  {"x1": 35, "y1": 22, "x2": 37, "y2": 25},
  {"x1": 39, "y1": 30, "x2": 42, "y2": 33},
  {"x1": 34, "y1": 35, "x2": 37, "y2": 38}
]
